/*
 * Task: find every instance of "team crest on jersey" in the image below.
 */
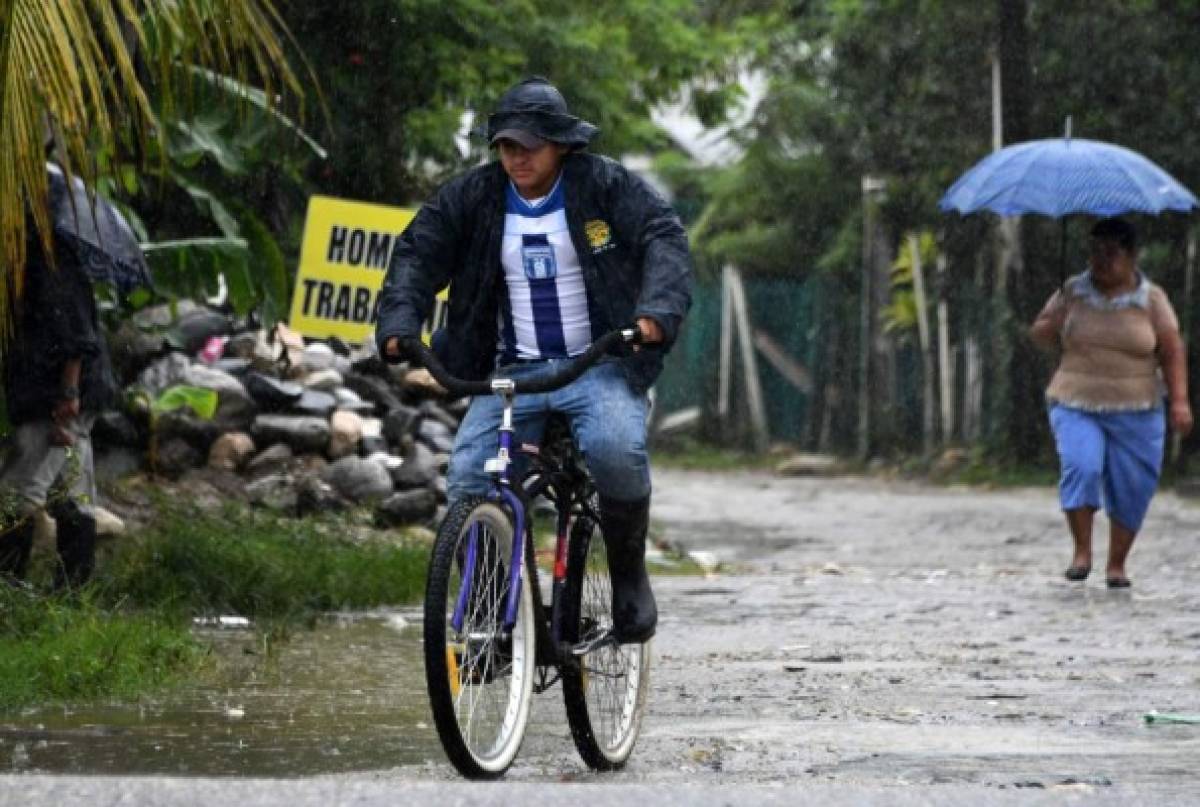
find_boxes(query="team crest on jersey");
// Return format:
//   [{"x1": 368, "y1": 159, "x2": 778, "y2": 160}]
[
  {"x1": 522, "y1": 241, "x2": 557, "y2": 280},
  {"x1": 585, "y1": 219, "x2": 614, "y2": 253}
]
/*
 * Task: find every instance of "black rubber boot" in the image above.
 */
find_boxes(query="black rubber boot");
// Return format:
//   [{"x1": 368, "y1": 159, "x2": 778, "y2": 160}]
[
  {"x1": 0, "y1": 517, "x2": 35, "y2": 584},
  {"x1": 599, "y1": 495, "x2": 656, "y2": 644},
  {"x1": 51, "y1": 506, "x2": 96, "y2": 591}
]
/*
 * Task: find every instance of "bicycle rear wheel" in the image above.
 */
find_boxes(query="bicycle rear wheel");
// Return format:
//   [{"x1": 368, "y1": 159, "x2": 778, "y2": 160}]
[
  {"x1": 561, "y1": 512, "x2": 650, "y2": 770},
  {"x1": 424, "y1": 498, "x2": 535, "y2": 779}
]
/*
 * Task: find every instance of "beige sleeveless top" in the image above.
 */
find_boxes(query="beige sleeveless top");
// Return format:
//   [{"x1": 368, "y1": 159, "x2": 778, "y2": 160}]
[{"x1": 1041, "y1": 271, "x2": 1179, "y2": 412}]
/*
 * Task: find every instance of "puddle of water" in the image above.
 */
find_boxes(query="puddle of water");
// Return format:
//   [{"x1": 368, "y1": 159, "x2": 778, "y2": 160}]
[{"x1": 0, "y1": 612, "x2": 441, "y2": 776}]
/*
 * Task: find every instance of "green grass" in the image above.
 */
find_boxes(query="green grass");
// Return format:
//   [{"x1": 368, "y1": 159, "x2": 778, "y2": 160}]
[
  {"x1": 903, "y1": 447, "x2": 1059, "y2": 487},
  {"x1": 96, "y1": 503, "x2": 429, "y2": 620},
  {"x1": 943, "y1": 461, "x2": 1058, "y2": 488},
  {"x1": 0, "y1": 500, "x2": 431, "y2": 711},
  {"x1": 0, "y1": 587, "x2": 203, "y2": 711},
  {"x1": 647, "y1": 551, "x2": 712, "y2": 576},
  {"x1": 654, "y1": 439, "x2": 777, "y2": 472}
]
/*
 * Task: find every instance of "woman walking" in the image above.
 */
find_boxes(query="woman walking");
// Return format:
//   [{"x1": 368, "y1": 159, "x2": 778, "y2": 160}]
[{"x1": 1030, "y1": 217, "x2": 1192, "y2": 588}]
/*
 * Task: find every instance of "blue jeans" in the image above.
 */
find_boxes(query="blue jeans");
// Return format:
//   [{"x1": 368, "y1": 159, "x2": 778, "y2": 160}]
[{"x1": 447, "y1": 359, "x2": 651, "y2": 503}]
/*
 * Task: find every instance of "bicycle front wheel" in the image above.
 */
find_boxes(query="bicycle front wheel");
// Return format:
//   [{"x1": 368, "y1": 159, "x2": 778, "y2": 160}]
[
  {"x1": 561, "y1": 513, "x2": 650, "y2": 770},
  {"x1": 424, "y1": 498, "x2": 535, "y2": 779}
]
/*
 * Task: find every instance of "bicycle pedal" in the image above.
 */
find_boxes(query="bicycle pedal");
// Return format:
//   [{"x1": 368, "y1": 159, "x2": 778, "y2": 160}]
[{"x1": 571, "y1": 629, "x2": 618, "y2": 656}]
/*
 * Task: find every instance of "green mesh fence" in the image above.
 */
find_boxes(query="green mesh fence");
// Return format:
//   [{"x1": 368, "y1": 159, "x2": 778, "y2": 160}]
[{"x1": 655, "y1": 276, "x2": 822, "y2": 445}]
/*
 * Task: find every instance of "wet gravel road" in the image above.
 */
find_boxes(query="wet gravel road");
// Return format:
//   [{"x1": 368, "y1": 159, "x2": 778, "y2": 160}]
[
  {"x1": 3, "y1": 469, "x2": 1199, "y2": 804},
  {"x1": 636, "y1": 470, "x2": 1200, "y2": 799}
]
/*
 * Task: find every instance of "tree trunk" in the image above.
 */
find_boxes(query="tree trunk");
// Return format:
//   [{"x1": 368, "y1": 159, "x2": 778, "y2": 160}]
[{"x1": 997, "y1": 0, "x2": 1042, "y2": 462}]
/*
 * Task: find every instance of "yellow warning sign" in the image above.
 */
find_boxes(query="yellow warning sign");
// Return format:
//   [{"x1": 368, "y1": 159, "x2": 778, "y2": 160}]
[{"x1": 289, "y1": 195, "x2": 445, "y2": 345}]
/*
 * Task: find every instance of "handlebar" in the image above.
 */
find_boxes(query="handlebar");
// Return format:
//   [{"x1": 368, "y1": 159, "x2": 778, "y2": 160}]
[{"x1": 398, "y1": 327, "x2": 643, "y2": 397}]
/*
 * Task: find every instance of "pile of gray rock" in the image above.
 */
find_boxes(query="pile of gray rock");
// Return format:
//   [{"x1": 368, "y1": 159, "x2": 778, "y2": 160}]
[{"x1": 95, "y1": 301, "x2": 465, "y2": 528}]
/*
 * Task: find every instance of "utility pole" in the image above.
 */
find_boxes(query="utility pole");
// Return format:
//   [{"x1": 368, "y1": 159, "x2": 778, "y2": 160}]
[{"x1": 997, "y1": 0, "x2": 1039, "y2": 461}]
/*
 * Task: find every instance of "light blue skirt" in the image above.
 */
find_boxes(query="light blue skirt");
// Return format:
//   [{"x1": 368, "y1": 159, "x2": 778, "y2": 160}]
[{"x1": 1048, "y1": 403, "x2": 1166, "y2": 533}]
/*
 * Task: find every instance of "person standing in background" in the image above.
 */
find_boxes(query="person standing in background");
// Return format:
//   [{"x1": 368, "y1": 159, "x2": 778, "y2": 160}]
[{"x1": 0, "y1": 176, "x2": 120, "y2": 590}]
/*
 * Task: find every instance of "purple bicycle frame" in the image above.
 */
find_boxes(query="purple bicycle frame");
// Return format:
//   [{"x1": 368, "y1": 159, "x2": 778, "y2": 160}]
[{"x1": 450, "y1": 403, "x2": 526, "y2": 634}]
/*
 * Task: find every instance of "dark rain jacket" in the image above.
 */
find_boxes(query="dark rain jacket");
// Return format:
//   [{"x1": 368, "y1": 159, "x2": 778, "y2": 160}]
[
  {"x1": 4, "y1": 236, "x2": 118, "y2": 424},
  {"x1": 375, "y1": 152, "x2": 693, "y2": 394}
]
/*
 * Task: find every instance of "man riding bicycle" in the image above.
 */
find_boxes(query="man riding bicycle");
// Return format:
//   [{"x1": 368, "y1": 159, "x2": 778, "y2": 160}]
[{"x1": 377, "y1": 76, "x2": 693, "y2": 645}]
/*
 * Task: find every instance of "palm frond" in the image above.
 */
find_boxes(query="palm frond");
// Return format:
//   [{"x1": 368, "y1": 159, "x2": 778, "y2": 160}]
[
  {"x1": 187, "y1": 66, "x2": 326, "y2": 159},
  {"x1": 0, "y1": 0, "x2": 301, "y2": 341}
]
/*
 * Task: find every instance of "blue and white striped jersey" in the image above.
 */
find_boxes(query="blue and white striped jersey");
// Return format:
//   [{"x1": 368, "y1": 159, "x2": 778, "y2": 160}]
[{"x1": 497, "y1": 175, "x2": 593, "y2": 361}]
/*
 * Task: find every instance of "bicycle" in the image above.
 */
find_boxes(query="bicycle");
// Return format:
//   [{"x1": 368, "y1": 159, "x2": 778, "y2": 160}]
[{"x1": 399, "y1": 328, "x2": 652, "y2": 779}]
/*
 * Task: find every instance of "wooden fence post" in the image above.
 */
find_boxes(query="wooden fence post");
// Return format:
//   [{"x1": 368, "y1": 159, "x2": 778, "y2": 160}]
[
  {"x1": 936, "y1": 253, "x2": 955, "y2": 444},
  {"x1": 718, "y1": 265, "x2": 769, "y2": 453}
]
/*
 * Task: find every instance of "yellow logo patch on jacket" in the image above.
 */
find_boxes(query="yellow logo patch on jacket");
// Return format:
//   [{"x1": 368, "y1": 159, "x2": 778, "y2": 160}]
[{"x1": 584, "y1": 219, "x2": 614, "y2": 252}]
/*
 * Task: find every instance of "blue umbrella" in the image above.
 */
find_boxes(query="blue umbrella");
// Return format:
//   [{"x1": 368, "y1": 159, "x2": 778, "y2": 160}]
[
  {"x1": 939, "y1": 136, "x2": 1198, "y2": 284},
  {"x1": 939, "y1": 138, "x2": 1199, "y2": 218}
]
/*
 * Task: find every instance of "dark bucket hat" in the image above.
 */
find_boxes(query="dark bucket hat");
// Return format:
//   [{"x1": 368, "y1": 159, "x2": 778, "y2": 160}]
[{"x1": 485, "y1": 77, "x2": 599, "y2": 149}]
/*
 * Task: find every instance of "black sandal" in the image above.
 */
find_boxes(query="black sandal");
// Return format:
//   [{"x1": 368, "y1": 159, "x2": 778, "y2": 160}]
[
  {"x1": 1063, "y1": 565, "x2": 1091, "y2": 581},
  {"x1": 1105, "y1": 577, "x2": 1131, "y2": 589}
]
